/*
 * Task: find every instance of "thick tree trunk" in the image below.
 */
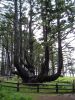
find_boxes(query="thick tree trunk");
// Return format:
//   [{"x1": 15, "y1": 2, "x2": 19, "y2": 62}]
[
  {"x1": 50, "y1": 45, "x2": 55, "y2": 75},
  {"x1": 56, "y1": 0, "x2": 63, "y2": 75},
  {"x1": 44, "y1": 26, "x2": 49, "y2": 75}
]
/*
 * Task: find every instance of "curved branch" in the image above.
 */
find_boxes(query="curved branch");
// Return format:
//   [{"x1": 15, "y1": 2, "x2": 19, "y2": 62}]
[
  {"x1": 20, "y1": 57, "x2": 34, "y2": 74},
  {"x1": 14, "y1": 59, "x2": 29, "y2": 83}
]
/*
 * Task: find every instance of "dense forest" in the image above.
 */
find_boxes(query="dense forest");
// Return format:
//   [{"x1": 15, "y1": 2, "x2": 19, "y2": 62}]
[{"x1": 0, "y1": 0, "x2": 75, "y2": 83}]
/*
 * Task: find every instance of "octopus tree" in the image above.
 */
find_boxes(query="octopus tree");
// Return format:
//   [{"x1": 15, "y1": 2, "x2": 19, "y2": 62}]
[{"x1": 13, "y1": 0, "x2": 63, "y2": 83}]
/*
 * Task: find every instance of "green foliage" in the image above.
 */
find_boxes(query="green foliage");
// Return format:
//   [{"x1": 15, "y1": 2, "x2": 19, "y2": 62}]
[
  {"x1": 0, "y1": 90, "x2": 32, "y2": 100},
  {"x1": 56, "y1": 76, "x2": 75, "y2": 82}
]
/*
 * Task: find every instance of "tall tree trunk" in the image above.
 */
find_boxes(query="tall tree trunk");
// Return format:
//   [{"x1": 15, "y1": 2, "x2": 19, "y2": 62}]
[
  {"x1": 14, "y1": 0, "x2": 20, "y2": 64},
  {"x1": 10, "y1": 31, "x2": 14, "y2": 73},
  {"x1": 50, "y1": 45, "x2": 55, "y2": 75},
  {"x1": 1, "y1": 44, "x2": 5, "y2": 76},
  {"x1": 14, "y1": 0, "x2": 30, "y2": 83},
  {"x1": 6, "y1": 33, "x2": 11, "y2": 76},
  {"x1": 44, "y1": 26, "x2": 49, "y2": 75},
  {"x1": 29, "y1": 0, "x2": 34, "y2": 66},
  {"x1": 41, "y1": 0, "x2": 50, "y2": 76},
  {"x1": 19, "y1": 0, "x2": 23, "y2": 62},
  {"x1": 56, "y1": 0, "x2": 63, "y2": 75}
]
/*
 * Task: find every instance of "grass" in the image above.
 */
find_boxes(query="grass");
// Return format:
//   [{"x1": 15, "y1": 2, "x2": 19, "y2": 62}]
[
  {"x1": 0, "y1": 86, "x2": 59, "y2": 100},
  {"x1": 0, "y1": 92, "x2": 31, "y2": 100},
  {"x1": 0, "y1": 76, "x2": 75, "y2": 100},
  {"x1": 0, "y1": 76, "x2": 75, "y2": 94},
  {"x1": 0, "y1": 87, "x2": 37, "y2": 100},
  {"x1": 56, "y1": 76, "x2": 75, "y2": 83},
  {"x1": 0, "y1": 86, "x2": 55, "y2": 100}
]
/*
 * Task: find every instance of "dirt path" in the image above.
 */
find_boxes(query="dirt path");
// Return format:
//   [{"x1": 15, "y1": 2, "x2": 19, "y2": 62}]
[{"x1": 37, "y1": 94, "x2": 75, "y2": 100}]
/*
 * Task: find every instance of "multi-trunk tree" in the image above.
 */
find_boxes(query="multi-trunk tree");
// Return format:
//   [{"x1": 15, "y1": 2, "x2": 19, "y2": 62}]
[{"x1": 0, "y1": 0, "x2": 75, "y2": 83}]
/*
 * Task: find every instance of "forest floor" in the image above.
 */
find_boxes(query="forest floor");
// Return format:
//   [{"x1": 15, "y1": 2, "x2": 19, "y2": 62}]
[{"x1": 37, "y1": 94, "x2": 75, "y2": 100}]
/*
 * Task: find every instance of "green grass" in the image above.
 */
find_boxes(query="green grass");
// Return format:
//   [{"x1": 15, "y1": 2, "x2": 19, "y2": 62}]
[
  {"x1": 0, "y1": 76, "x2": 74, "y2": 100},
  {"x1": 0, "y1": 86, "x2": 58, "y2": 100},
  {"x1": 0, "y1": 92, "x2": 32, "y2": 100},
  {"x1": 56, "y1": 76, "x2": 75, "y2": 83},
  {"x1": 0, "y1": 87, "x2": 55, "y2": 100},
  {"x1": 0, "y1": 76, "x2": 75, "y2": 94},
  {"x1": 0, "y1": 87, "x2": 36, "y2": 100}
]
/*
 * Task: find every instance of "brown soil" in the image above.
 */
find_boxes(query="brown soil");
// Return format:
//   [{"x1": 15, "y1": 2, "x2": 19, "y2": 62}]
[{"x1": 37, "y1": 94, "x2": 75, "y2": 100}]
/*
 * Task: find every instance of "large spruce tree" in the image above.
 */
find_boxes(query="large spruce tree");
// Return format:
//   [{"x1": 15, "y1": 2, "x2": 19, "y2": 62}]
[{"x1": 0, "y1": 0, "x2": 75, "y2": 83}]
